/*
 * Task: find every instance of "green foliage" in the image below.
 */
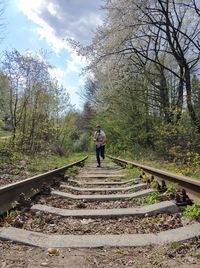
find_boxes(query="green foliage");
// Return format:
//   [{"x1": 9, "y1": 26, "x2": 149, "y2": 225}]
[
  {"x1": 124, "y1": 164, "x2": 141, "y2": 179},
  {"x1": 167, "y1": 242, "x2": 189, "y2": 255},
  {"x1": 0, "y1": 142, "x2": 24, "y2": 169},
  {"x1": 11, "y1": 202, "x2": 17, "y2": 209},
  {"x1": 1, "y1": 207, "x2": 17, "y2": 221},
  {"x1": 148, "y1": 215, "x2": 161, "y2": 224},
  {"x1": 145, "y1": 192, "x2": 162, "y2": 205},
  {"x1": 0, "y1": 162, "x2": 6, "y2": 169},
  {"x1": 66, "y1": 166, "x2": 80, "y2": 178},
  {"x1": 9, "y1": 168, "x2": 21, "y2": 175},
  {"x1": 0, "y1": 131, "x2": 86, "y2": 177},
  {"x1": 0, "y1": 49, "x2": 75, "y2": 155},
  {"x1": 182, "y1": 199, "x2": 200, "y2": 221},
  {"x1": 27, "y1": 153, "x2": 85, "y2": 172},
  {"x1": 163, "y1": 182, "x2": 177, "y2": 198},
  {"x1": 154, "y1": 119, "x2": 200, "y2": 165},
  {"x1": 0, "y1": 127, "x2": 12, "y2": 137},
  {"x1": 141, "y1": 172, "x2": 149, "y2": 182},
  {"x1": 72, "y1": 133, "x2": 90, "y2": 152},
  {"x1": 5, "y1": 210, "x2": 13, "y2": 219},
  {"x1": 150, "y1": 179, "x2": 158, "y2": 188},
  {"x1": 78, "y1": 1, "x2": 200, "y2": 177},
  {"x1": 0, "y1": 73, "x2": 10, "y2": 117},
  {"x1": 131, "y1": 197, "x2": 146, "y2": 206},
  {"x1": 31, "y1": 188, "x2": 40, "y2": 194},
  {"x1": 192, "y1": 75, "x2": 200, "y2": 116}
]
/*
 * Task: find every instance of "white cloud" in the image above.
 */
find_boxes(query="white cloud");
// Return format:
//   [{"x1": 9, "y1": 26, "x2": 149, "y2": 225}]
[
  {"x1": 66, "y1": 50, "x2": 86, "y2": 74},
  {"x1": 47, "y1": 3, "x2": 58, "y2": 17},
  {"x1": 17, "y1": 0, "x2": 66, "y2": 53},
  {"x1": 17, "y1": 0, "x2": 103, "y2": 51}
]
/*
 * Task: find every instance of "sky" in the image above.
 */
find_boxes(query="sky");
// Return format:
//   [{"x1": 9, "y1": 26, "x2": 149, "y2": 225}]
[{"x1": 1, "y1": 0, "x2": 104, "y2": 109}]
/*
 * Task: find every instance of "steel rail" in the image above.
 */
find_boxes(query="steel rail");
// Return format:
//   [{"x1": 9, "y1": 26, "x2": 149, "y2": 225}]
[
  {"x1": 0, "y1": 156, "x2": 88, "y2": 214},
  {"x1": 108, "y1": 155, "x2": 200, "y2": 200}
]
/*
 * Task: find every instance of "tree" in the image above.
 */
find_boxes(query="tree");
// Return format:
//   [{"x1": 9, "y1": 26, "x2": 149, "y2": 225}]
[
  {"x1": 67, "y1": 0, "x2": 200, "y2": 163},
  {"x1": 71, "y1": 0, "x2": 200, "y2": 130},
  {"x1": 1, "y1": 49, "x2": 72, "y2": 153},
  {"x1": 0, "y1": 72, "x2": 10, "y2": 117}
]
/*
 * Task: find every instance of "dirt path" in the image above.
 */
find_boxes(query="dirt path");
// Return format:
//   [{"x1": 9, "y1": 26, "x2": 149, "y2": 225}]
[{"x1": 0, "y1": 240, "x2": 200, "y2": 268}]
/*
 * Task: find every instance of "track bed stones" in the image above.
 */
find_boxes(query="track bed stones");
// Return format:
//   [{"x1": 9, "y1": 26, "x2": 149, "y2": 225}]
[
  {"x1": 60, "y1": 182, "x2": 147, "y2": 193},
  {"x1": 71, "y1": 177, "x2": 135, "y2": 184},
  {"x1": 79, "y1": 168, "x2": 123, "y2": 174},
  {"x1": 68, "y1": 178, "x2": 139, "y2": 186},
  {"x1": 59, "y1": 182, "x2": 147, "y2": 196},
  {"x1": 76, "y1": 174, "x2": 127, "y2": 181},
  {"x1": 0, "y1": 211, "x2": 184, "y2": 235},
  {"x1": 38, "y1": 195, "x2": 141, "y2": 209},
  {"x1": 51, "y1": 188, "x2": 155, "y2": 201},
  {"x1": 0, "y1": 200, "x2": 195, "y2": 237},
  {"x1": 31, "y1": 201, "x2": 178, "y2": 218},
  {"x1": 62, "y1": 189, "x2": 134, "y2": 195},
  {"x1": 0, "y1": 223, "x2": 200, "y2": 248}
]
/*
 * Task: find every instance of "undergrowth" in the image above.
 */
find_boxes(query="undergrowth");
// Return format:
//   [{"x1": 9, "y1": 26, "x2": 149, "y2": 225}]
[{"x1": 182, "y1": 199, "x2": 200, "y2": 221}]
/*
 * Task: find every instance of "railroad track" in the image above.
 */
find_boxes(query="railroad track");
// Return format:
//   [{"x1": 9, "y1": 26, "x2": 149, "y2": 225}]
[
  {"x1": 0, "y1": 156, "x2": 88, "y2": 213},
  {"x1": 0, "y1": 155, "x2": 199, "y2": 252},
  {"x1": 108, "y1": 155, "x2": 200, "y2": 201}
]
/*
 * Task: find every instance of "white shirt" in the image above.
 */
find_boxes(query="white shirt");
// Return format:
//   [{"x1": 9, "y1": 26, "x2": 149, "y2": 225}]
[{"x1": 94, "y1": 130, "x2": 106, "y2": 146}]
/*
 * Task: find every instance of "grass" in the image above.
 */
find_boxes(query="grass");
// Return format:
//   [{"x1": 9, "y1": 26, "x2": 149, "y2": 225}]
[
  {"x1": 167, "y1": 241, "x2": 190, "y2": 253},
  {"x1": 0, "y1": 140, "x2": 87, "y2": 175},
  {"x1": 117, "y1": 151, "x2": 200, "y2": 180},
  {"x1": 27, "y1": 153, "x2": 86, "y2": 173},
  {"x1": 0, "y1": 128, "x2": 12, "y2": 138},
  {"x1": 124, "y1": 164, "x2": 141, "y2": 179},
  {"x1": 182, "y1": 199, "x2": 200, "y2": 221},
  {"x1": 139, "y1": 159, "x2": 200, "y2": 180}
]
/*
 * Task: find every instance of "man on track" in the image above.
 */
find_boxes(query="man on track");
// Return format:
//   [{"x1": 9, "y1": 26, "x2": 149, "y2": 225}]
[{"x1": 94, "y1": 125, "x2": 106, "y2": 167}]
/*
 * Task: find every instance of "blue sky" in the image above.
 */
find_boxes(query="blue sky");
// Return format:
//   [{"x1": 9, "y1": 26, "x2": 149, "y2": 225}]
[{"x1": 1, "y1": 0, "x2": 104, "y2": 109}]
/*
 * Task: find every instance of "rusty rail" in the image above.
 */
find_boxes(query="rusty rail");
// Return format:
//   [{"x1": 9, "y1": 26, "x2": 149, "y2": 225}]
[
  {"x1": 0, "y1": 156, "x2": 88, "y2": 213},
  {"x1": 108, "y1": 155, "x2": 200, "y2": 200}
]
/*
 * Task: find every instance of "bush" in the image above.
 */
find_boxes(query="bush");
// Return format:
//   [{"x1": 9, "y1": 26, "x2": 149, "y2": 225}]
[
  {"x1": 72, "y1": 133, "x2": 90, "y2": 152},
  {"x1": 0, "y1": 119, "x2": 4, "y2": 127},
  {"x1": 145, "y1": 192, "x2": 162, "y2": 205},
  {"x1": 153, "y1": 116, "x2": 200, "y2": 170},
  {"x1": 182, "y1": 199, "x2": 200, "y2": 221},
  {"x1": 125, "y1": 164, "x2": 141, "y2": 179},
  {"x1": 163, "y1": 182, "x2": 177, "y2": 198}
]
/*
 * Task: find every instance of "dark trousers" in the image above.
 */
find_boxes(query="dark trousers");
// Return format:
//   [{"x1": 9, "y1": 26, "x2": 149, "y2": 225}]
[{"x1": 96, "y1": 145, "x2": 105, "y2": 166}]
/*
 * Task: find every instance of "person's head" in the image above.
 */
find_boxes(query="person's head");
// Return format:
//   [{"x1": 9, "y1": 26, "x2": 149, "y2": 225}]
[{"x1": 96, "y1": 125, "x2": 101, "y2": 131}]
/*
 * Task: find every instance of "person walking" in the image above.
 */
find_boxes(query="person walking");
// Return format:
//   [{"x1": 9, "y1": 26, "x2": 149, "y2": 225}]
[{"x1": 94, "y1": 125, "x2": 106, "y2": 167}]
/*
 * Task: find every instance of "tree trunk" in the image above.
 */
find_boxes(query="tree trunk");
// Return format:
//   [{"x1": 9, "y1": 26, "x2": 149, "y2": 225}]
[
  {"x1": 185, "y1": 65, "x2": 200, "y2": 132},
  {"x1": 159, "y1": 67, "x2": 172, "y2": 123},
  {"x1": 175, "y1": 67, "x2": 184, "y2": 123}
]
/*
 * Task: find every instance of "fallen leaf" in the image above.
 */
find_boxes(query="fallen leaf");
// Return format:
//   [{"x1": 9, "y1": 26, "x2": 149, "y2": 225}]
[{"x1": 47, "y1": 248, "x2": 60, "y2": 256}]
